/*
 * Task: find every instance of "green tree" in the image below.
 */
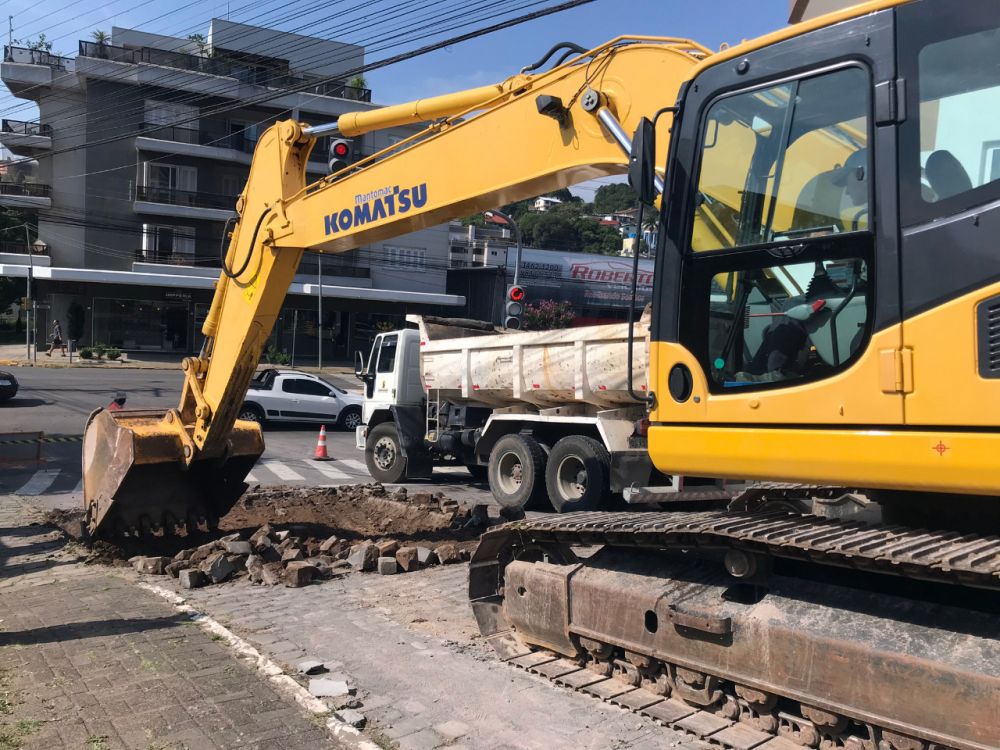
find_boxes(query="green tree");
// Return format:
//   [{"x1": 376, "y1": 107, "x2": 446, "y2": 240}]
[
  {"x1": 348, "y1": 74, "x2": 367, "y2": 90},
  {"x1": 91, "y1": 30, "x2": 110, "y2": 46},
  {"x1": 578, "y1": 222, "x2": 624, "y2": 255},
  {"x1": 593, "y1": 183, "x2": 637, "y2": 214},
  {"x1": 186, "y1": 33, "x2": 209, "y2": 56},
  {"x1": 15, "y1": 33, "x2": 53, "y2": 52}
]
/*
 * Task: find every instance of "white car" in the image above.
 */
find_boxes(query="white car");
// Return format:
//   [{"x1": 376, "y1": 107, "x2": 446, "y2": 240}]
[{"x1": 239, "y1": 368, "x2": 363, "y2": 430}]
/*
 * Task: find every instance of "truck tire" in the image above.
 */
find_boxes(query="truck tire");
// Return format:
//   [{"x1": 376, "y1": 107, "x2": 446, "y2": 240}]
[
  {"x1": 365, "y1": 422, "x2": 407, "y2": 483},
  {"x1": 545, "y1": 435, "x2": 610, "y2": 513},
  {"x1": 488, "y1": 434, "x2": 547, "y2": 511}
]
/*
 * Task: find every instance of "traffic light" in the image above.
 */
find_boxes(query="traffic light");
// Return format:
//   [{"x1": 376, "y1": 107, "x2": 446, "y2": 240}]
[
  {"x1": 504, "y1": 285, "x2": 526, "y2": 329},
  {"x1": 328, "y1": 138, "x2": 353, "y2": 173}
]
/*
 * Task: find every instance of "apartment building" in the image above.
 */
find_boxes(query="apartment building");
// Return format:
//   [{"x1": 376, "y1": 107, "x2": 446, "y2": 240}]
[{"x1": 0, "y1": 19, "x2": 459, "y2": 360}]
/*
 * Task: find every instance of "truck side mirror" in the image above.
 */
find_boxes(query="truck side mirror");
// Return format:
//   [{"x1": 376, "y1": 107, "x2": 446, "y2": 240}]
[
  {"x1": 628, "y1": 117, "x2": 657, "y2": 205},
  {"x1": 353, "y1": 350, "x2": 366, "y2": 379}
]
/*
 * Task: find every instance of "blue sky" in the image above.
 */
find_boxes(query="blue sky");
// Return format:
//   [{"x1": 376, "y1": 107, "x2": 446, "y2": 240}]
[{"x1": 3, "y1": 0, "x2": 789, "y2": 196}]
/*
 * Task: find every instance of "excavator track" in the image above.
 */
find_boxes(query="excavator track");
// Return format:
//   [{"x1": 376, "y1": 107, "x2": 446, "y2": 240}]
[{"x1": 469, "y1": 510, "x2": 1000, "y2": 750}]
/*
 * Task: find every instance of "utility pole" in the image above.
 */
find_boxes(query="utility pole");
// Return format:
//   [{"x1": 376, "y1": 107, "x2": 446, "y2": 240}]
[
  {"x1": 8, "y1": 16, "x2": 13, "y2": 49},
  {"x1": 317, "y1": 254, "x2": 323, "y2": 369},
  {"x1": 25, "y1": 224, "x2": 32, "y2": 359}
]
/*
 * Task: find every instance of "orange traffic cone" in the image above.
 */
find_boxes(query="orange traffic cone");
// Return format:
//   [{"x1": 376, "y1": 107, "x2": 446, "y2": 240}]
[{"x1": 313, "y1": 425, "x2": 331, "y2": 461}]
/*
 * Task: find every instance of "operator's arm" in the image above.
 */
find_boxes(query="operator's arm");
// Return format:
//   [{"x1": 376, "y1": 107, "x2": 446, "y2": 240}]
[{"x1": 184, "y1": 37, "x2": 703, "y2": 459}]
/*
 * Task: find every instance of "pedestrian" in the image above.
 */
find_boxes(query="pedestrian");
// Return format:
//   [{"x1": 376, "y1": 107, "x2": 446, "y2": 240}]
[{"x1": 45, "y1": 318, "x2": 67, "y2": 357}]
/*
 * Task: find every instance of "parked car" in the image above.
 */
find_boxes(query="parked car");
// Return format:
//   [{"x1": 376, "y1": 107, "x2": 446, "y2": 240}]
[
  {"x1": 240, "y1": 368, "x2": 363, "y2": 429},
  {"x1": 0, "y1": 370, "x2": 18, "y2": 402}
]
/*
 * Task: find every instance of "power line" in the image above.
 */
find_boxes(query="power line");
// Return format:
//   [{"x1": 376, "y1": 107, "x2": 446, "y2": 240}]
[{"x1": 3, "y1": 0, "x2": 594, "y2": 171}]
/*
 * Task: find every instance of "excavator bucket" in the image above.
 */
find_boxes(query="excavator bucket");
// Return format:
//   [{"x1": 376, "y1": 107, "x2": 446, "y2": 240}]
[{"x1": 82, "y1": 408, "x2": 263, "y2": 539}]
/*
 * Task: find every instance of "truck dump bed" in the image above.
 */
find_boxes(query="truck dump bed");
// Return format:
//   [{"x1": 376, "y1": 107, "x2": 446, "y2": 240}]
[{"x1": 412, "y1": 314, "x2": 649, "y2": 409}]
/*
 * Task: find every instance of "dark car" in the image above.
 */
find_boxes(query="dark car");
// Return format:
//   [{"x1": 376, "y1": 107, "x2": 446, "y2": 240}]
[{"x1": 0, "y1": 371, "x2": 18, "y2": 402}]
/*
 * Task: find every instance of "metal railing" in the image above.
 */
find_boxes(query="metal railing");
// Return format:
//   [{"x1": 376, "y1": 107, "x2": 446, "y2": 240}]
[
  {"x1": 3, "y1": 45, "x2": 74, "y2": 70},
  {"x1": 0, "y1": 182, "x2": 52, "y2": 198},
  {"x1": 137, "y1": 122, "x2": 260, "y2": 154},
  {"x1": 134, "y1": 185, "x2": 234, "y2": 211},
  {"x1": 0, "y1": 242, "x2": 48, "y2": 255},
  {"x1": 1, "y1": 120, "x2": 53, "y2": 137},
  {"x1": 78, "y1": 41, "x2": 371, "y2": 102},
  {"x1": 134, "y1": 248, "x2": 202, "y2": 265}
]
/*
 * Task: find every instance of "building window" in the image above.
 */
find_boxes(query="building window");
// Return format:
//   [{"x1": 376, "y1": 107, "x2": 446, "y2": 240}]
[
  {"x1": 382, "y1": 245, "x2": 425, "y2": 270},
  {"x1": 93, "y1": 297, "x2": 189, "y2": 351},
  {"x1": 144, "y1": 99, "x2": 199, "y2": 129},
  {"x1": 143, "y1": 163, "x2": 197, "y2": 194},
  {"x1": 141, "y1": 224, "x2": 195, "y2": 263}
]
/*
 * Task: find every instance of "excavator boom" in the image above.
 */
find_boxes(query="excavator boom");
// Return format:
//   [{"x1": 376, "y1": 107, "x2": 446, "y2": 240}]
[{"x1": 81, "y1": 36, "x2": 705, "y2": 537}]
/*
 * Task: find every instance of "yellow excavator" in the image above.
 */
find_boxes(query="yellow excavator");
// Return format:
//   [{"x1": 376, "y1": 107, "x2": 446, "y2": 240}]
[{"x1": 84, "y1": 1, "x2": 999, "y2": 747}]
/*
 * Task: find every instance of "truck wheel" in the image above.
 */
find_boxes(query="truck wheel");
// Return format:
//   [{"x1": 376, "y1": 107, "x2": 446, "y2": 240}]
[
  {"x1": 545, "y1": 435, "x2": 610, "y2": 513},
  {"x1": 488, "y1": 434, "x2": 547, "y2": 511},
  {"x1": 365, "y1": 422, "x2": 407, "y2": 483}
]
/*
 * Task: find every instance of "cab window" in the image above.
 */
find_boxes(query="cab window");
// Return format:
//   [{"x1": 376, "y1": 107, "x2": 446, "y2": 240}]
[
  {"x1": 375, "y1": 334, "x2": 398, "y2": 373},
  {"x1": 684, "y1": 65, "x2": 874, "y2": 391},
  {"x1": 692, "y1": 67, "x2": 870, "y2": 251},
  {"x1": 899, "y1": 10, "x2": 1000, "y2": 222}
]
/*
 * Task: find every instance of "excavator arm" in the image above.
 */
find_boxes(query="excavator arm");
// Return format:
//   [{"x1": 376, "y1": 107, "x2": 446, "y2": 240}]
[{"x1": 82, "y1": 36, "x2": 706, "y2": 537}]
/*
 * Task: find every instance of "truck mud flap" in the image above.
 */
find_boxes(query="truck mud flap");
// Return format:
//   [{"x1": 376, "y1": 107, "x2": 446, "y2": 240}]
[{"x1": 391, "y1": 405, "x2": 433, "y2": 479}]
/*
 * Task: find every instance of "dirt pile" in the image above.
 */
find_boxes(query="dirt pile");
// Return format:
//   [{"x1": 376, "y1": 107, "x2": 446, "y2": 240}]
[{"x1": 62, "y1": 483, "x2": 494, "y2": 589}]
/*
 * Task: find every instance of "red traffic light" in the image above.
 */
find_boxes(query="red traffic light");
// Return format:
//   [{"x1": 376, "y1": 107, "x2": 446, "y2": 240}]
[
  {"x1": 333, "y1": 141, "x2": 350, "y2": 157},
  {"x1": 508, "y1": 286, "x2": 525, "y2": 302}
]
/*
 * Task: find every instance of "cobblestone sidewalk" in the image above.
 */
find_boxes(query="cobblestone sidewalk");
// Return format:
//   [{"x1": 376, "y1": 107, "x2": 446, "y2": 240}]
[{"x1": 0, "y1": 498, "x2": 340, "y2": 750}]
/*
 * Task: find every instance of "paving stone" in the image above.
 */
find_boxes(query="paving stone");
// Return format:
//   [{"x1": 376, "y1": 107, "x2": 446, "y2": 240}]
[
  {"x1": 376, "y1": 539, "x2": 400, "y2": 556},
  {"x1": 336, "y1": 707, "x2": 366, "y2": 728},
  {"x1": 283, "y1": 562, "x2": 317, "y2": 588},
  {"x1": 179, "y1": 568, "x2": 206, "y2": 589},
  {"x1": 319, "y1": 534, "x2": 341, "y2": 553},
  {"x1": 200, "y1": 551, "x2": 238, "y2": 583},
  {"x1": 297, "y1": 659, "x2": 325, "y2": 675},
  {"x1": 397, "y1": 726, "x2": 446, "y2": 750},
  {"x1": 416, "y1": 546, "x2": 438, "y2": 566},
  {"x1": 250, "y1": 524, "x2": 274, "y2": 548},
  {"x1": 434, "y1": 719, "x2": 470, "y2": 740},
  {"x1": 396, "y1": 546, "x2": 420, "y2": 572},
  {"x1": 434, "y1": 542, "x2": 461, "y2": 564},
  {"x1": 347, "y1": 542, "x2": 377, "y2": 571},
  {"x1": 282, "y1": 546, "x2": 305, "y2": 562},
  {"x1": 378, "y1": 556, "x2": 399, "y2": 575},
  {"x1": 261, "y1": 561, "x2": 284, "y2": 586},
  {"x1": 164, "y1": 559, "x2": 190, "y2": 578},
  {"x1": 308, "y1": 678, "x2": 351, "y2": 697},
  {"x1": 133, "y1": 556, "x2": 170, "y2": 575},
  {"x1": 223, "y1": 540, "x2": 253, "y2": 555}
]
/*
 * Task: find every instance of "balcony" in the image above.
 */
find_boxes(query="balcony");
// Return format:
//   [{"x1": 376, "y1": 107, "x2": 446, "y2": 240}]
[
  {"x1": 0, "y1": 182, "x2": 52, "y2": 209},
  {"x1": 133, "y1": 185, "x2": 236, "y2": 221},
  {"x1": 0, "y1": 241, "x2": 51, "y2": 267},
  {"x1": 134, "y1": 248, "x2": 202, "y2": 266},
  {"x1": 3, "y1": 45, "x2": 74, "y2": 70},
  {"x1": 0, "y1": 119, "x2": 53, "y2": 154},
  {"x1": 135, "y1": 121, "x2": 261, "y2": 164},
  {"x1": 78, "y1": 41, "x2": 371, "y2": 102}
]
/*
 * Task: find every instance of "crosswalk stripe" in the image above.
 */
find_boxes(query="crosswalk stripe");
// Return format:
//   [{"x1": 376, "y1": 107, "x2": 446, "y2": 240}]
[
  {"x1": 310, "y1": 462, "x2": 351, "y2": 481},
  {"x1": 16, "y1": 469, "x2": 61, "y2": 496},
  {"x1": 245, "y1": 471, "x2": 259, "y2": 483},
  {"x1": 259, "y1": 460, "x2": 304, "y2": 481},
  {"x1": 72, "y1": 479, "x2": 83, "y2": 494},
  {"x1": 338, "y1": 459, "x2": 368, "y2": 475}
]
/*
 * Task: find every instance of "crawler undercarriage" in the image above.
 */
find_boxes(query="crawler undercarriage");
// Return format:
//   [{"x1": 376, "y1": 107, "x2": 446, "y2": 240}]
[{"x1": 469, "y1": 502, "x2": 1000, "y2": 750}]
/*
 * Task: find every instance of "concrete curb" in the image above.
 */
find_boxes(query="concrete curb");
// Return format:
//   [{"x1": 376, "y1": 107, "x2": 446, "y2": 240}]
[{"x1": 138, "y1": 582, "x2": 382, "y2": 750}]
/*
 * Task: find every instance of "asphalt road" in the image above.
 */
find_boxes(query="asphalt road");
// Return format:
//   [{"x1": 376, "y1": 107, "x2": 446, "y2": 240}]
[{"x1": 0, "y1": 367, "x2": 493, "y2": 508}]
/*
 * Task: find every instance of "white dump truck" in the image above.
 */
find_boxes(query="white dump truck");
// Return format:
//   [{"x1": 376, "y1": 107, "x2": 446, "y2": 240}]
[{"x1": 355, "y1": 315, "x2": 728, "y2": 512}]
